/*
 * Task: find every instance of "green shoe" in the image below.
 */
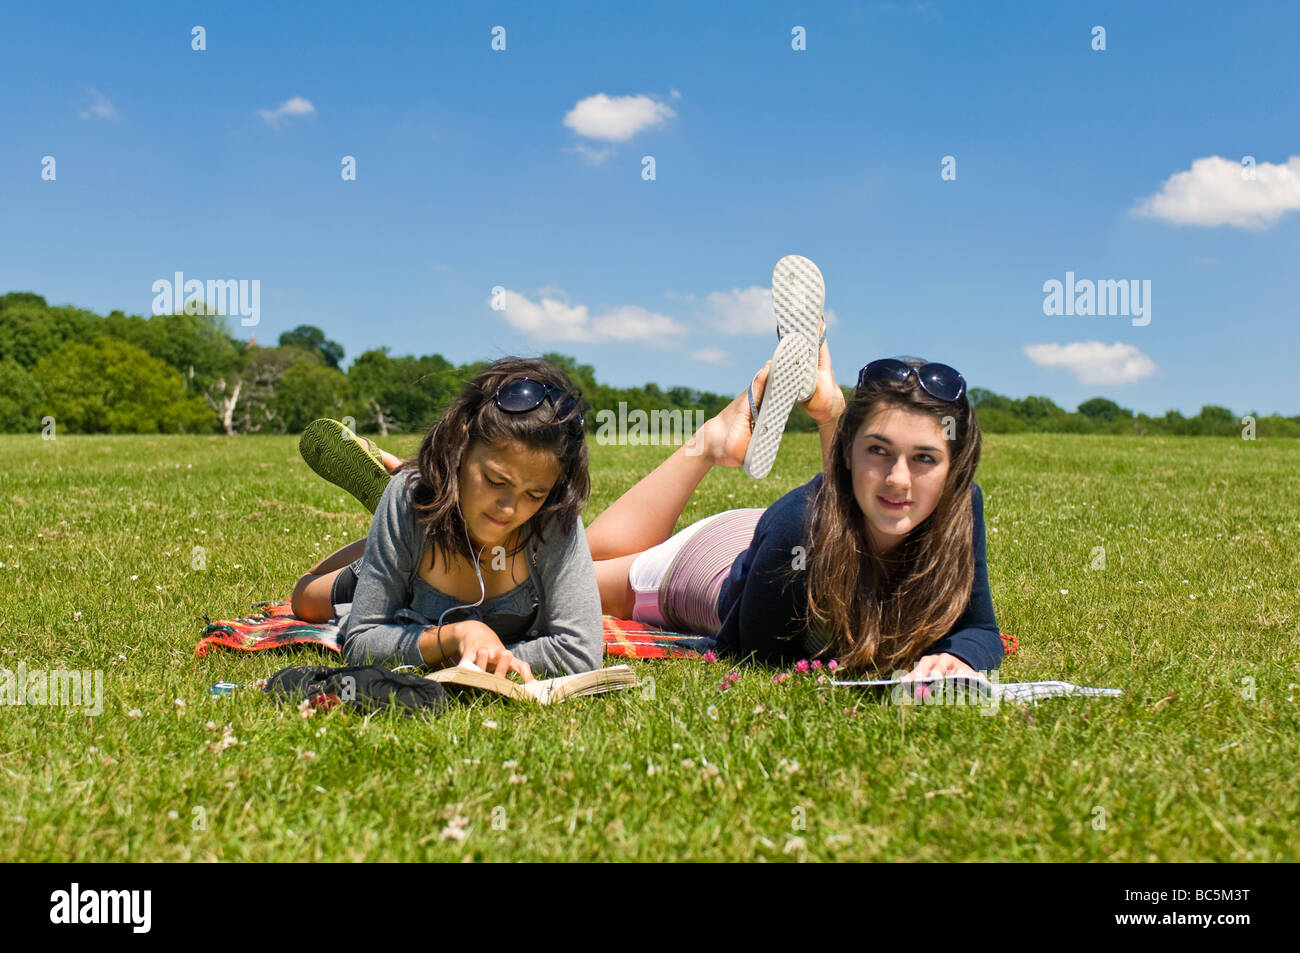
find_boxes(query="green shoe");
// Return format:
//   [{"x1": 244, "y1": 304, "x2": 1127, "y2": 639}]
[{"x1": 299, "y1": 419, "x2": 393, "y2": 513}]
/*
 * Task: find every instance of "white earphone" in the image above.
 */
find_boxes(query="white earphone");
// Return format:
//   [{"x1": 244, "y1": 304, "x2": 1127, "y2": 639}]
[{"x1": 435, "y1": 503, "x2": 488, "y2": 633}]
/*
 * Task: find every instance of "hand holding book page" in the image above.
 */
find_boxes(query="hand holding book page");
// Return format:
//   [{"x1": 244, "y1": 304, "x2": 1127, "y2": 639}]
[
  {"x1": 425, "y1": 658, "x2": 638, "y2": 705},
  {"x1": 829, "y1": 672, "x2": 1123, "y2": 705}
]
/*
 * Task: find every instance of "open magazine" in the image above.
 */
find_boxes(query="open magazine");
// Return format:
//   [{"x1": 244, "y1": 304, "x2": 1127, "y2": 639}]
[{"x1": 829, "y1": 673, "x2": 1123, "y2": 704}]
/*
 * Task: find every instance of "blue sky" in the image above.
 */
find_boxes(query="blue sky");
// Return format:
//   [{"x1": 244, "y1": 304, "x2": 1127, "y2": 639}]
[{"x1": 4, "y1": 0, "x2": 1298, "y2": 417}]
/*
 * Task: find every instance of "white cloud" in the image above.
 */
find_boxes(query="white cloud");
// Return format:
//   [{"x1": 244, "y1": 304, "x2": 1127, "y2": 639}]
[
  {"x1": 1024, "y1": 341, "x2": 1157, "y2": 386},
  {"x1": 493, "y1": 289, "x2": 687, "y2": 345},
  {"x1": 259, "y1": 96, "x2": 317, "y2": 128},
  {"x1": 563, "y1": 93, "x2": 675, "y2": 142},
  {"x1": 703, "y1": 286, "x2": 771, "y2": 334},
  {"x1": 691, "y1": 348, "x2": 730, "y2": 364},
  {"x1": 1132, "y1": 155, "x2": 1300, "y2": 229},
  {"x1": 700, "y1": 286, "x2": 838, "y2": 335},
  {"x1": 77, "y1": 88, "x2": 117, "y2": 120},
  {"x1": 569, "y1": 142, "x2": 614, "y2": 164}
]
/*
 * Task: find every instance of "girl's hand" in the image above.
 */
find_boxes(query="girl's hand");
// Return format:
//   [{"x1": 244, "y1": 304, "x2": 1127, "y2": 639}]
[
  {"x1": 444, "y1": 620, "x2": 535, "y2": 682},
  {"x1": 908, "y1": 652, "x2": 978, "y2": 680}
]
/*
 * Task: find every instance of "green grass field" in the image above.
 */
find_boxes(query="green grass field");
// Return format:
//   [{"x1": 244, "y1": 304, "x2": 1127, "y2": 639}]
[{"x1": 1, "y1": 431, "x2": 1297, "y2": 861}]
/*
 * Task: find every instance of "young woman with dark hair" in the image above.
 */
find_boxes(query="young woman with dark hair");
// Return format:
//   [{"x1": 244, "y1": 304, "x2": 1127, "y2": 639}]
[
  {"x1": 290, "y1": 357, "x2": 601, "y2": 682},
  {"x1": 586, "y1": 275, "x2": 1000, "y2": 678}
]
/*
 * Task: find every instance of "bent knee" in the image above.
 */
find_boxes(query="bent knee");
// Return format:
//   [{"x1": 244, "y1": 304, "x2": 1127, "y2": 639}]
[{"x1": 291, "y1": 574, "x2": 334, "y2": 623}]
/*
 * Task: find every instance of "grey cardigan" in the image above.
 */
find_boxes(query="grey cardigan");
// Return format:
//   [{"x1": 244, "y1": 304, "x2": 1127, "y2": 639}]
[{"x1": 339, "y1": 471, "x2": 604, "y2": 677}]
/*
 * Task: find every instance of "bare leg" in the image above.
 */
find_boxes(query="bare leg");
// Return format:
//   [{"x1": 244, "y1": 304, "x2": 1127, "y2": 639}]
[
  {"x1": 586, "y1": 363, "x2": 770, "y2": 562},
  {"x1": 594, "y1": 554, "x2": 639, "y2": 618},
  {"x1": 588, "y1": 327, "x2": 845, "y2": 616},
  {"x1": 291, "y1": 538, "x2": 365, "y2": 622}
]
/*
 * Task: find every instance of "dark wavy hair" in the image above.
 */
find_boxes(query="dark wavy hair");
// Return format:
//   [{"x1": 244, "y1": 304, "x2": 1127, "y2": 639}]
[
  {"x1": 401, "y1": 357, "x2": 590, "y2": 570},
  {"x1": 804, "y1": 356, "x2": 983, "y2": 674}
]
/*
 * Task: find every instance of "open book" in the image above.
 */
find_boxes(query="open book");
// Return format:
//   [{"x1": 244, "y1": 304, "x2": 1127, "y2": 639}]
[
  {"x1": 829, "y1": 673, "x2": 1122, "y2": 704},
  {"x1": 425, "y1": 660, "x2": 638, "y2": 705}
]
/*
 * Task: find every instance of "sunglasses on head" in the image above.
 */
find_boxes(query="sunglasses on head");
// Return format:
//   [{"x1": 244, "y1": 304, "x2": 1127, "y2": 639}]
[
  {"x1": 856, "y1": 359, "x2": 967, "y2": 403},
  {"x1": 493, "y1": 377, "x2": 586, "y2": 431}
]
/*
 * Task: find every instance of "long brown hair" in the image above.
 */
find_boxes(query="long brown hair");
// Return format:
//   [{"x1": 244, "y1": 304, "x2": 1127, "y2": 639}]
[
  {"x1": 403, "y1": 357, "x2": 590, "y2": 569},
  {"x1": 804, "y1": 357, "x2": 983, "y2": 673}
]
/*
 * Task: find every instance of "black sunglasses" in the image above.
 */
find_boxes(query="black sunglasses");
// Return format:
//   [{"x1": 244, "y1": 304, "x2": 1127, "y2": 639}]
[
  {"x1": 493, "y1": 377, "x2": 586, "y2": 430},
  {"x1": 856, "y1": 359, "x2": 967, "y2": 403}
]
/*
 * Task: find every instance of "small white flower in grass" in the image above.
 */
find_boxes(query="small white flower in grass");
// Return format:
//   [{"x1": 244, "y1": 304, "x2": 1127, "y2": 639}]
[
  {"x1": 508, "y1": 773, "x2": 527, "y2": 785},
  {"x1": 127, "y1": 709, "x2": 142, "y2": 718},
  {"x1": 1189, "y1": 594, "x2": 1197, "y2": 599},
  {"x1": 301, "y1": 751, "x2": 316, "y2": 761},
  {"x1": 204, "y1": 721, "x2": 216, "y2": 731},
  {"x1": 783, "y1": 836, "x2": 806, "y2": 854},
  {"x1": 167, "y1": 810, "x2": 179, "y2": 820},
  {"x1": 646, "y1": 761, "x2": 657, "y2": 776},
  {"x1": 441, "y1": 816, "x2": 470, "y2": 841},
  {"x1": 1059, "y1": 589, "x2": 1068, "y2": 595},
  {"x1": 73, "y1": 611, "x2": 82, "y2": 621},
  {"x1": 174, "y1": 698, "x2": 185, "y2": 708},
  {"x1": 234, "y1": 564, "x2": 243, "y2": 569},
  {"x1": 316, "y1": 726, "x2": 327, "y2": 737},
  {"x1": 117, "y1": 653, "x2": 126, "y2": 661},
  {"x1": 681, "y1": 758, "x2": 696, "y2": 769},
  {"x1": 130, "y1": 575, "x2": 138, "y2": 580},
  {"x1": 155, "y1": 585, "x2": 163, "y2": 591},
  {"x1": 502, "y1": 760, "x2": 518, "y2": 769},
  {"x1": 672, "y1": 742, "x2": 682, "y2": 751},
  {"x1": 482, "y1": 719, "x2": 499, "y2": 730}
]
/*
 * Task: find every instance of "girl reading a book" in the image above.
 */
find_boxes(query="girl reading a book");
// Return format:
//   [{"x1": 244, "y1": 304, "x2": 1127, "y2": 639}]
[
  {"x1": 584, "y1": 260, "x2": 1000, "y2": 678},
  {"x1": 290, "y1": 357, "x2": 603, "y2": 683}
]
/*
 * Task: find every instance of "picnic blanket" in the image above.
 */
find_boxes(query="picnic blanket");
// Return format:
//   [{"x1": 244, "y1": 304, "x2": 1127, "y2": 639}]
[
  {"x1": 196, "y1": 601, "x2": 1019, "y2": 662},
  {"x1": 195, "y1": 601, "x2": 719, "y2": 660}
]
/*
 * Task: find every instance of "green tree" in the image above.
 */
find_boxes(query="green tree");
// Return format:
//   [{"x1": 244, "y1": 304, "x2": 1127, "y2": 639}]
[
  {"x1": 33, "y1": 338, "x2": 212, "y2": 433},
  {"x1": 1077, "y1": 397, "x2": 1133, "y2": 422},
  {"x1": 347, "y1": 348, "x2": 463, "y2": 435},
  {"x1": 271, "y1": 362, "x2": 352, "y2": 432},
  {"x1": 102, "y1": 309, "x2": 246, "y2": 397},
  {"x1": 279, "y1": 325, "x2": 345, "y2": 369},
  {"x1": 0, "y1": 358, "x2": 45, "y2": 432}
]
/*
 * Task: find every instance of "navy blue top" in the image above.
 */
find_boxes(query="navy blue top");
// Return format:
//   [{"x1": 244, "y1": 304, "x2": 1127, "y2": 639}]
[{"x1": 714, "y1": 474, "x2": 1003, "y2": 672}]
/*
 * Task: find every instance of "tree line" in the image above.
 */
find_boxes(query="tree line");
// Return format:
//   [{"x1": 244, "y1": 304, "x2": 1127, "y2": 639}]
[{"x1": 1, "y1": 291, "x2": 1297, "y2": 438}]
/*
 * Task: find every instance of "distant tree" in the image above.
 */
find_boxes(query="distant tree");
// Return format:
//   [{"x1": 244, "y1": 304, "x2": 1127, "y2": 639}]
[
  {"x1": 102, "y1": 309, "x2": 245, "y2": 398},
  {"x1": 271, "y1": 362, "x2": 352, "y2": 432},
  {"x1": 1016, "y1": 395, "x2": 1066, "y2": 420},
  {"x1": 228, "y1": 346, "x2": 319, "y2": 433},
  {"x1": 279, "y1": 325, "x2": 345, "y2": 369},
  {"x1": 0, "y1": 358, "x2": 45, "y2": 432},
  {"x1": 347, "y1": 348, "x2": 463, "y2": 435},
  {"x1": 32, "y1": 338, "x2": 212, "y2": 433},
  {"x1": 1077, "y1": 397, "x2": 1133, "y2": 422}
]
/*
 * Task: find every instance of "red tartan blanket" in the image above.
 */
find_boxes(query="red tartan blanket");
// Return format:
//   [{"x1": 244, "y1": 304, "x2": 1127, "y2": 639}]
[
  {"x1": 194, "y1": 601, "x2": 718, "y2": 660},
  {"x1": 195, "y1": 601, "x2": 1018, "y2": 662}
]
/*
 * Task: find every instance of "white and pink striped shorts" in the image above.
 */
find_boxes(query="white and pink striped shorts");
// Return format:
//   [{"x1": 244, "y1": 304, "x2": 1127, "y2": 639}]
[{"x1": 628, "y1": 508, "x2": 766, "y2": 635}]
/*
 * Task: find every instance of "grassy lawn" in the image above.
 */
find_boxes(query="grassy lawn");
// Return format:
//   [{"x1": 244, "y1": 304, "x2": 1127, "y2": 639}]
[{"x1": 0, "y1": 431, "x2": 1297, "y2": 861}]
